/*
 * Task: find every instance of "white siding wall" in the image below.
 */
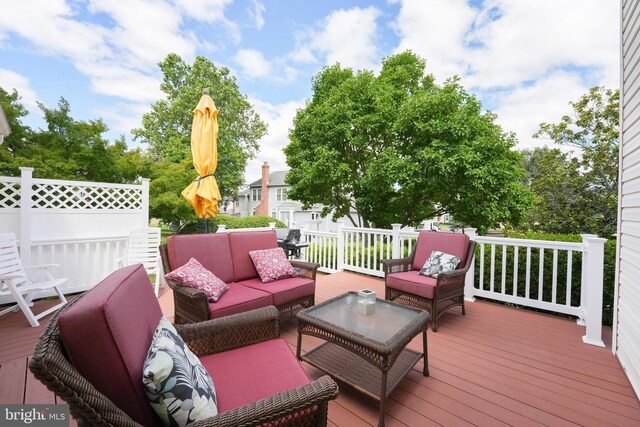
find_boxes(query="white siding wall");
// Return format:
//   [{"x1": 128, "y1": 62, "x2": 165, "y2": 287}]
[{"x1": 617, "y1": 0, "x2": 640, "y2": 398}]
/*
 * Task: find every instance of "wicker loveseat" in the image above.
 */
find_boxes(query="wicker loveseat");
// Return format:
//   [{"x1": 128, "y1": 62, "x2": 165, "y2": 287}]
[
  {"x1": 29, "y1": 264, "x2": 338, "y2": 427},
  {"x1": 160, "y1": 230, "x2": 319, "y2": 324},
  {"x1": 381, "y1": 231, "x2": 477, "y2": 332}
]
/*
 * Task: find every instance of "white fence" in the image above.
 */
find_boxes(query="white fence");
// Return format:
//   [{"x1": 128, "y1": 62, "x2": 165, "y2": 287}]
[
  {"x1": 0, "y1": 167, "x2": 149, "y2": 301},
  {"x1": 300, "y1": 222, "x2": 606, "y2": 347}
]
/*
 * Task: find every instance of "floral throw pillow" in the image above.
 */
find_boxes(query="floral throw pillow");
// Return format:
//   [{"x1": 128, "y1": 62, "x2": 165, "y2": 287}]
[
  {"x1": 142, "y1": 317, "x2": 218, "y2": 426},
  {"x1": 165, "y1": 257, "x2": 228, "y2": 302},
  {"x1": 419, "y1": 250, "x2": 461, "y2": 278},
  {"x1": 249, "y1": 247, "x2": 298, "y2": 283}
]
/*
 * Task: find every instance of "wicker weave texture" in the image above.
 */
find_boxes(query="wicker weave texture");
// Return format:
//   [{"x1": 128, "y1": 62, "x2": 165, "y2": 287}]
[{"x1": 30, "y1": 299, "x2": 338, "y2": 427}]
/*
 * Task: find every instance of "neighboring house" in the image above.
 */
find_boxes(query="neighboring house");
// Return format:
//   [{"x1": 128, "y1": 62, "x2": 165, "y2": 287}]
[
  {"x1": 615, "y1": 0, "x2": 640, "y2": 398},
  {"x1": 234, "y1": 162, "x2": 355, "y2": 231},
  {"x1": 0, "y1": 104, "x2": 10, "y2": 145}
]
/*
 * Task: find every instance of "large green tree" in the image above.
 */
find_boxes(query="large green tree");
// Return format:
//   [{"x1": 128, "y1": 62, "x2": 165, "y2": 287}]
[
  {"x1": 133, "y1": 54, "x2": 267, "y2": 222},
  {"x1": 1, "y1": 90, "x2": 149, "y2": 182},
  {"x1": 530, "y1": 86, "x2": 619, "y2": 237},
  {"x1": 285, "y1": 51, "x2": 531, "y2": 231}
]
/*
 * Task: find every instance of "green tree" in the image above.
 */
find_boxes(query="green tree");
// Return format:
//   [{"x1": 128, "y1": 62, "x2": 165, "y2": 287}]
[
  {"x1": 133, "y1": 54, "x2": 267, "y2": 221},
  {"x1": 1, "y1": 91, "x2": 149, "y2": 183},
  {"x1": 532, "y1": 87, "x2": 619, "y2": 237},
  {"x1": 285, "y1": 51, "x2": 531, "y2": 231},
  {"x1": 0, "y1": 87, "x2": 33, "y2": 176}
]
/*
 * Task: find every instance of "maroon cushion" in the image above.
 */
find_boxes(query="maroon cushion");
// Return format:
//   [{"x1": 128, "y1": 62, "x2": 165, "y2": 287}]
[
  {"x1": 228, "y1": 231, "x2": 278, "y2": 282},
  {"x1": 413, "y1": 231, "x2": 470, "y2": 272},
  {"x1": 208, "y1": 282, "x2": 272, "y2": 319},
  {"x1": 167, "y1": 233, "x2": 234, "y2": 283},
  {"x1": 387, "y1": 270, "x2": 437, "y2": 299},
  {"x1": 237, "y1": 277, "x2": 315, "y2": 306},
  {"x1": 57, "y1": 264, "x2": 162, "y2": 426},
  {"x1": 200, "y1": 338, "x2": 311, "y2": 412}
]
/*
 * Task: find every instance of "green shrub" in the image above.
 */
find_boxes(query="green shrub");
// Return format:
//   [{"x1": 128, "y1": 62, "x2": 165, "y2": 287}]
[
  {"x1": 177, "y1": 215, "x2": 285, "y2": 234},
  {"x1": 495, "y1": 230, "x2": 615, "y2": 326}
]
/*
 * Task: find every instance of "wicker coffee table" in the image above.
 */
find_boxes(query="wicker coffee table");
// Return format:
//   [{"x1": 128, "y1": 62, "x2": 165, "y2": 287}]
[{"x1": 296, "y1": 291, "x2": 429, "y2": 427}]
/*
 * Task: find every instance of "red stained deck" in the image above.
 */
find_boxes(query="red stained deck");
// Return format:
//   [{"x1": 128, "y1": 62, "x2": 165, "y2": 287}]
[{"x1": 1, "y1": 271, "x2": 639, "y2": 426}]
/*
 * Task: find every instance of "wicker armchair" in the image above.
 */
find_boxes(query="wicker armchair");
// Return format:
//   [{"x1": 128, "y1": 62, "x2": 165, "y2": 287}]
[
  {"x1": 381, "y1": 231, "x2": 476, "y2": 332},
  {"x1": 30, "y1": 300, "x2": 338, "y2": 427},
  {"x1": 159, "y1": 242, "x2": 319, "y2": 324}
]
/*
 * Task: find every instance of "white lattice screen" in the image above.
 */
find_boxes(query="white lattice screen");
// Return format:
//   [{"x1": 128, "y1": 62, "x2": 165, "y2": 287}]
[
  {"x1": 31, "y1": 181, "x2": 142, "y2": 210},
  {"x1": 0, "y1": 177, "x2": 21, "y2": 208},
  {"x1": 0, "y1": 169, "x2": 150, "y2": 298}
]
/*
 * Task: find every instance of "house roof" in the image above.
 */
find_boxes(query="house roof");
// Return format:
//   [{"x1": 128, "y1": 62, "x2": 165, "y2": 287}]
[{"x1": 248, "y1": 170, "x2": 288, "y2": 187}]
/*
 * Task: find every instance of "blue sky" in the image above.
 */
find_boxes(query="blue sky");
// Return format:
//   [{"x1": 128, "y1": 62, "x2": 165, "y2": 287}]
[{"x1": 0, "y1": 0, "x2": 619, "y2": 184}]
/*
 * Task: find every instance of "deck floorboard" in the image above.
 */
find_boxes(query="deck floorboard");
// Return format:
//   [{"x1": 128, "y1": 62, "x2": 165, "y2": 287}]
[{"x1": 0, "y1": 271, "x2": 638, "y2": 426}]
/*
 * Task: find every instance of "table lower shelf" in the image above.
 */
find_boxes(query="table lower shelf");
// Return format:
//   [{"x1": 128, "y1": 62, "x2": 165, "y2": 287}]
[{"x1": 301, "y1": 342, "x2": 424, "y2": 402}]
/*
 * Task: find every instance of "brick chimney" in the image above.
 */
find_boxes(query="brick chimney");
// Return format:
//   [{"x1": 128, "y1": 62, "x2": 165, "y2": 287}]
[{"x1": 255, "y1": 162, "x2": 269, "y2": 216}]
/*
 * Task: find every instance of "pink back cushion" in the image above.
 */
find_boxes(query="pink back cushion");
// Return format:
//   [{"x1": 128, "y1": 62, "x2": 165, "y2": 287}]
[
  {"x1": 167, "y1": 233, "x2": 234, "y2": 283},
  {"x1": 229, "y1": 231, "x2": 278, "y2": 281},
  {"x1": 57, "y1": 264, "x2": 162, "y2": 426},
  {"x1": 412, "y1": 231, "x2": 470, "y2": 272}
]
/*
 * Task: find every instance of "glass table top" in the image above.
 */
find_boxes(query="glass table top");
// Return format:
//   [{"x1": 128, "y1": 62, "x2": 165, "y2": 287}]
[{"x1": 303, "y1": 292, "x2": 425, "y2": 343}]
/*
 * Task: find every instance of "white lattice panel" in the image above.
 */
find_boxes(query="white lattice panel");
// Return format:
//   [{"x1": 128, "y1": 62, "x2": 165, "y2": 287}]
[
  {"x1": 31, "y1": 181, "x2": 142, "y2": 210},
  {"x1": 0, "y1": 177, "x2": 21, "y2": 208}
]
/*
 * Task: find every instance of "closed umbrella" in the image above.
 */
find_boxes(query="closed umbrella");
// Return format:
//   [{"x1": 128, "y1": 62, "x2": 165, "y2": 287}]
[{"x1": 182, "y1": 88, "x2": 221, "y2": 231}]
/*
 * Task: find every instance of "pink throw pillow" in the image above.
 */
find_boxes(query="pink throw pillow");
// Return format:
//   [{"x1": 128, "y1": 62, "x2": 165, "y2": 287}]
[
  {"x1": 249, "y1": 248, "x2": 298, "y2": 283},
  {"x1": 165, "y1": 257, "x2": 229, "y2": 302}
]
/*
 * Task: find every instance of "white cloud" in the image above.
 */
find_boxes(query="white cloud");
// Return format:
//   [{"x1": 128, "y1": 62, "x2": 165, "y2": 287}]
[
  {"x1": 0, "y1": 69, "x2": 39, "y2": 111},
  {"x1": 235, "y1": 49, "x2": 272, "y2": 78},
  {"x1": 291, "y1": 6, "x2": 381, "y2": 70},
  {"x1": 244, "y1": 98, "x2": 305, "y2": 184},
  {"x1": 493, "y1": 72, "x2": 588, "y2": 150},
  {"x1": 392, "y1": 0, "x2": 475, "y2": 81},
  {"x1": 95, "y1": 102, "x2": 150, "y2": 138},
  {"x1": 247, "y1": 0, "x2": 266, "y2": 30}
]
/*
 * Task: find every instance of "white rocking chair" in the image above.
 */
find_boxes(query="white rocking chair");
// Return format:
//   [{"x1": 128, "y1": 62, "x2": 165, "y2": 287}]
[
  {"x1": 117, "y1": 228, "x2": 162, "y2": 296},
  {"x1": 0, "y1": 233, "x2": 68, "y2": 327}
]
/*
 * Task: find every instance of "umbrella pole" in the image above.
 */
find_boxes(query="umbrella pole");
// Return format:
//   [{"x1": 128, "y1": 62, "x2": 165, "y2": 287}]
[{"x1": 205, "y1": 218, "x2": 210, "y2": 233}]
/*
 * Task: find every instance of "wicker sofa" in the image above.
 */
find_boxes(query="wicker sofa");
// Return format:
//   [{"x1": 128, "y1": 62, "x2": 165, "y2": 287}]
[
  {"x1": 30, "y1": 264, "x2": 338, "y2": 427},
  {"x1": 160, "y1": 230, "x2": 320, "y2": 324}
]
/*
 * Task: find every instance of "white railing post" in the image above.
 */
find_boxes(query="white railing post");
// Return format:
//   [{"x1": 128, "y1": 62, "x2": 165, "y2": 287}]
[
  {"x1": 580, "y1": 234, "x2": 606, "y2": 347},
  {"x1": 217, "y1": 224, "x2": 227, "y2": 232},
  {"x1": 464, "y1": 228, "x2": 477, "y2": 302},
  {"x1": 141, "y1": 178, "x2": 150, "y2": 227},
  {"x1": 269, "y1": 222, "x2": 276, "y2": 229},
  {"x1": 391, "y1": 223, "x2": 402, "y2": 259},
  {"x1": 336, "y1": 221, "x2": 344, "y2": 271},
  {"x1": 19, "y1": 167, "x2": 33, "y2": 265}
]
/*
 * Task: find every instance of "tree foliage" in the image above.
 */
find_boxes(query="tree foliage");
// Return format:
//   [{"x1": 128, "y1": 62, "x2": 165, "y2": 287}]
[
  {"x1": 285, "y1": 51, "x2": 531, "y2": 231},
  {"x1": 525, "y1": 87, "x2": 619, "y2": 237},
  {"x1": 0, "y1": 89, "x2": 149, "y2": 182},
  {"x1": 133, "y1": 54, "x2": 267, "y2": 222}
]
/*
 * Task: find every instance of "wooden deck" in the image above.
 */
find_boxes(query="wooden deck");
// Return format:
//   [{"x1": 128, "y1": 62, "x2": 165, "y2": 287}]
[{"x1": 1, "y1": 271, "x2": 639, "y2": 426}]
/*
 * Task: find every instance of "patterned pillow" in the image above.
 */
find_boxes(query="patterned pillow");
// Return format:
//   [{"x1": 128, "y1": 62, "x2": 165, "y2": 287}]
[
  {"x1": 249, "y1": 247, "x2": 298, "y2": 283},
  {"x1": 165, "y1": 257, "x2": 229, "y2": 302},
  {"x1": 142, "y1": 317, "x2": 218, "y2": 426},
  {"x1": 419, "y1": 250, "x2": 461, "y2": 278}
]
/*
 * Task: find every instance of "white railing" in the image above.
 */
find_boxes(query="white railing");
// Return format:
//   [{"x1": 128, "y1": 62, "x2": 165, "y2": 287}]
[
  {"x1": 0, "y1": 167, "x2": 150, "y2": 301},
  {"x1": 300, "y1": 223, "x2": 606, "y2": 347}
]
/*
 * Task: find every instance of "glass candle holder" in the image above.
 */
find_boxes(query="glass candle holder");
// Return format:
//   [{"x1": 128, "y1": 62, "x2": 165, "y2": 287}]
[{"x1": 357, "y1": 289, "x2": 376, "y2": 315}]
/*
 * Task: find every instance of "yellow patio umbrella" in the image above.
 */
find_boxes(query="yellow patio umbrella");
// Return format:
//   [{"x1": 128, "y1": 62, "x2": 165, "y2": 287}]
[{"x1": 182, "y1": 88, "x2": 221, "y2": 230}]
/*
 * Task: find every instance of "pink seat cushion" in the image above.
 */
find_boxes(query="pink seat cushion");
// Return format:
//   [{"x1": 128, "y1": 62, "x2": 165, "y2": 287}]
[
  {"x1": 167, "y1": 233, "x2": 234, "y2": 283},
  {"x1": 57, "y1": 264, "x2": 162, "y2": 426},
  {"x1": 201, "y1": 338, "x2": 311, "y2": 412},
  {"x1": 208, "y1": 282, "x2": 272, "y2": 319},
  {"x1": 413, "y1": 231, "x2": 470, "y2": 272},
  {"x1": 387, "y1": 270, "x2": 437, "y2": 299},
  {"x1": 237, "y1": 277, "x2": 315, "y2": 306},
  {"x1": 229, "y1": 231, "x2": 278, "y2": 282}
]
